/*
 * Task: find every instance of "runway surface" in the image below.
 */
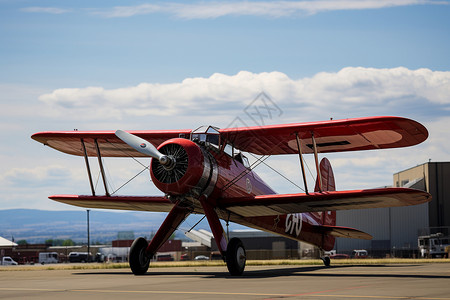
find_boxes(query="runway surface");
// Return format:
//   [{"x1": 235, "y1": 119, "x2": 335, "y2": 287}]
[{"x1": 1, "y1": 263, "x2": 450, "y2": 299}]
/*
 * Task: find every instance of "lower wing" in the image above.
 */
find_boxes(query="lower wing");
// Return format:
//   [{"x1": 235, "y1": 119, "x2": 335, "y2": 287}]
[
  {"x1": 49, "y1": 195, "x2": 173, "y2": 212},
  {"x1": 221, "y1": 188, "x2": 431, "y2": 217},
  {"x1": 49, "y1": 188, "x2": 430, "y2": 222}
]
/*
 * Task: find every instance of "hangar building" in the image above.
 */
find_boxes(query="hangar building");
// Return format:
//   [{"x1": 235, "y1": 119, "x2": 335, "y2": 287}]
[{"x1": 335, "y1": 161, "x2": 450, "y2": 257}]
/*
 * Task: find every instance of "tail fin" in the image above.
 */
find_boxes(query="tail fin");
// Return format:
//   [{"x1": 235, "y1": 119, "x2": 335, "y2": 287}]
[
  {"x1": 314, "y1": 157, "x2": 373, "y2": 250},
  {"x1": 314, "y1": 157, "x2": 336, "y2": 227},
  {"x1": 314, "y1": 157, "x2": 336, "y2": 193}
]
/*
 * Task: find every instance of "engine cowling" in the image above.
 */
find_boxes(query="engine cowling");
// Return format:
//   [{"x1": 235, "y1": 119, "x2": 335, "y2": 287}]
[{"x1": 150, "y1": 138, "x2": 216, "y2": 197}]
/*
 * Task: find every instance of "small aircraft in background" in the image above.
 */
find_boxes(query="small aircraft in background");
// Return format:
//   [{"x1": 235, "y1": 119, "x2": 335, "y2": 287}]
[{"x1": 32, "y1": 116, "x2": 431, "y2": 275}]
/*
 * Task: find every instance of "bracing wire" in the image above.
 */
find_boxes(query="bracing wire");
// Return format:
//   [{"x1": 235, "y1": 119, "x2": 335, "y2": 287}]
[
  {"x1": 80, "y1": 139, "x2": 152, "y2": 196},
  {"x1": 247, "y1": 152, "x2": 305, "y2": 192},
  {"x1": 103, "y1": 157, "x2": 116, "y2": 194},
  {"x1": 221, "y1": 137, "x2": 298, "y2": 192},
  {"x1": 304, "y1": 156, "x2": 316, "y2": 182},
  {"x1": 185, "y1": 215, "x2": 206, "y2": 233},
  {"x1": 221, "y1": 154, "x2": 270, "y2": 192},
  {"x1": 111, "y1": 166, "x2": 150, "y2": 195}
]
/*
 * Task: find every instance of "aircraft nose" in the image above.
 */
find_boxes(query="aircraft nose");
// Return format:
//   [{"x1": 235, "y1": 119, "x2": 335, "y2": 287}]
[{"x1": 150, "y1": 138, "x2": 205, "y2": 196}]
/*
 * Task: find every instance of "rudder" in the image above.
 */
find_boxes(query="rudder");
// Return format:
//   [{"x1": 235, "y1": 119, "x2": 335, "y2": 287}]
[{"x1": 314, "y1": 157, "x2": 336, "y2": 227}]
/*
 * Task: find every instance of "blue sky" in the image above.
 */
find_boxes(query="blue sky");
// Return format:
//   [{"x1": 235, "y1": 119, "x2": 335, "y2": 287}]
[
  {"x1": 1, "y1": 0, "x2": 450, "y2": 218},
  {"x1": 2, "y1": 1, "x2": 450, "y2": 87}
]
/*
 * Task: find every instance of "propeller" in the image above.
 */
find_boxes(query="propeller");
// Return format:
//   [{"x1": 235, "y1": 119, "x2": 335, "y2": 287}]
[{"x1": 115, "y1": 130, "x2": 174, "y2": 168}]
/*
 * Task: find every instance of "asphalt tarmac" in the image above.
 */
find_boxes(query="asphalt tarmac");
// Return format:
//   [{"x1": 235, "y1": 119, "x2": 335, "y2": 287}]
[{"x1": 1, "y1": 263, "x2": 450, "y2": 299}]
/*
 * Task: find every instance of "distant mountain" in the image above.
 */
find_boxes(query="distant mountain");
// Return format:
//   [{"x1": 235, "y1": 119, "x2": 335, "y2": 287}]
[
  {"x1": 0, "y1": 209, "x2": 247, "y2": 244},
  {"x1": 0, "y1": 209, "x2": 168, "y2": 244}
]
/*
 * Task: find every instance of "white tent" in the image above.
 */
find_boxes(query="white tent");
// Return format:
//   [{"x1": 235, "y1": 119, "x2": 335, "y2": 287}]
[{"x1": 0, "y1": 236, "x2": 18, "y2": 247}]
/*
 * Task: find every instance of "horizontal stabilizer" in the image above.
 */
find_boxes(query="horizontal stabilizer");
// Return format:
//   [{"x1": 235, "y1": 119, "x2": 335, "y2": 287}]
[
  {"x1": 314, "y1": 225, "x2": 372, "y2": 240},
  {"x1": 49, "y1": 195, "x2": 173, "y2": 212}
]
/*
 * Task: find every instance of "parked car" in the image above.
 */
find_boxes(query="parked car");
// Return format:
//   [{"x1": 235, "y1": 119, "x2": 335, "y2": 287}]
[
  {"x1": 330, "y1": 253, "x2": 350, "y2": 259},
  {"x1": 1, "y1": 256, "x2": 18, "y2": 265},
  {"x1": 180, "y1": 254, "x2": 190, "y2": 261},
  {"x1": 68, "y1": 252, "x2": 91, "y2": 263},
  {"x1": 351, "y1": 250, "x2": 368, "y2": 258},
  {"x1": 156, "y1": 254, "x2": 174, "y2": 261},
  {"x1": 194, "y1": 255, "x2": 209, "y2": 261},
  {"x1": 39, "y1": 252, "x2": 59, "y2": 264}
]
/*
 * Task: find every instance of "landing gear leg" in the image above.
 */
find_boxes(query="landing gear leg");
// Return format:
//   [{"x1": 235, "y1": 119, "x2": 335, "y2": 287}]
[
  {"x1": 226, "y1": 237, "x2": 246, "y2": 276},
  {"x1": 199, "y1": 196, "x2": 246, "y2": 276},
  {"x1": 129, "y1": 204, "x2": 190, "y2": 275}
]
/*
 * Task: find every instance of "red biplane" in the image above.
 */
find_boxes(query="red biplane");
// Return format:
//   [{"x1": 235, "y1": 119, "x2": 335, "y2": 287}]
[{"x1": 32, "y1": 116, "x2": 431, "y2": 275}]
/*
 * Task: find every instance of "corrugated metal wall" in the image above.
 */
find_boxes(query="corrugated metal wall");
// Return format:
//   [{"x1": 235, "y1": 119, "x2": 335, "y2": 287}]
[
  {"x1": 335, "y1": 207, "x2": 389, "y2": 253},
  {"x1": 336, "y1": 203, "x2": 428, "y2": 253},
  {"x1": 390, "y1": 203, "x2": 429, "y2": 249},
  {"x1": 335, "y1": 162, "x2": 434, "y2": 254}
]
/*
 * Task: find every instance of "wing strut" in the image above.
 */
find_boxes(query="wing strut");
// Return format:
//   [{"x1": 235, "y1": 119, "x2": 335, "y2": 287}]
[
  {"x1": 311, "y1": 132, "x2": 323, "y2": 192},
  {"x1": 81, "y1": 138, "x2": 96, "y2": 196},
  {"x1": 94, "y1": 139, "x2": 110, "y2": 197},
  {"x1": 295, "y1": 133, "x2": 309, "y2": 195}
]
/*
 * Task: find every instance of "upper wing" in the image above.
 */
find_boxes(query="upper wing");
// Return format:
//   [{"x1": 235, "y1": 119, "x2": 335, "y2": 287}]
[
  {"x1": 32, "y1": 117, "x2": 427, "y2": 157},
  {"x1": 221, "y1": 188, "x2": 431, "y2": 217},
  {"x1": 49, "y1": 195, "x2": 174, "y2": 212},
  {"x1": 31, "y1": 129, "x2": 192, "y2": 157},
  {"x1": 220, "y1": 116, "x2": 428, "y2": 155}
]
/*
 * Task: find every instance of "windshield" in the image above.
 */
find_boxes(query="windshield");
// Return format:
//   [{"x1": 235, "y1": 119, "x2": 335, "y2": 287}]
[{"x1": 191, "y1": 125, "x2": 220, "y2": 147}]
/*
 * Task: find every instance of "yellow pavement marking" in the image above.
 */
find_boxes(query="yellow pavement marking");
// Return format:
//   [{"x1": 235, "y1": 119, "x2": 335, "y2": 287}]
[
  {"x1": 0, "y1": 287, "x2": 289, "y2": 297},
  {"x1": 308, "y1": 295, "x2": 450, "y2": 300},
  {"x1": 2, "y1": 287, "x2": 450, "y2": 299}
]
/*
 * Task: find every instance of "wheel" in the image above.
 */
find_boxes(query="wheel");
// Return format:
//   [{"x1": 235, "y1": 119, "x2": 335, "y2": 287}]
[
  {"x1": 322, "y1": 256, "x2": 330, "y2": 267},
  {"x1": 129, "y1": 237, "x2": 150, "y2": 275},
  {"x1": 226, "y1": 238, "x2": 246, "y2": 276}
]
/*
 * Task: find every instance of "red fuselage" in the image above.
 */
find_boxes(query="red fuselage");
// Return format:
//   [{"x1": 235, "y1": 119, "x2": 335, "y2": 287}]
[{"x1": 150, "y1": 137, "x2": 336, "y2": 251}]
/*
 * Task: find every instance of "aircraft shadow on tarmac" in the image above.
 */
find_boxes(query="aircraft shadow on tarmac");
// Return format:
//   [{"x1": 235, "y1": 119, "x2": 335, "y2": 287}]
[{"x1": 74, "y1": 264, "x2": 450, "y2": 280}]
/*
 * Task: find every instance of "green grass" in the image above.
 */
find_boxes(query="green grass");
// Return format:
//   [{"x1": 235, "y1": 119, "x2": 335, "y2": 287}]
[
  {"x1": 247, "y1": 258, "x2": 450, "y2": 265},
  {"x1": 1, "y1": 258, "x2": 449, "y2": 272}
]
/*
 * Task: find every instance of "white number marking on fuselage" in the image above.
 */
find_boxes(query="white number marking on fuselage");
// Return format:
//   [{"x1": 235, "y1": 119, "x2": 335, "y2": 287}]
[{"x1": 285, "y1": 213, "x2": 302, "y2": 237}]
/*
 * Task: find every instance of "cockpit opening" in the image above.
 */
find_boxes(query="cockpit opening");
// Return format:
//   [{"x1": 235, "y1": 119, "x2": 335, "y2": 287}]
[
  {"x1": 191, "y1": 125, "x2": 251, "y2": 169},
  {"x1": 191, "y1": 125, "x2": 220, "y2": 148},
  {"x1": 234, "y1": 152, "x2": 251, "y2": 169}
]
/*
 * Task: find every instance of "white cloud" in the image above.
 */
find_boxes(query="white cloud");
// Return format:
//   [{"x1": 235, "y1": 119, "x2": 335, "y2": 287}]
[
  {"x1": 292, "y1": 67, "x2": 450, "y2": 104},
  {"x1": 38, "y1": 67, "x2": 450, "y2": 124},
  {"x1": 92, "y1": 0, "x2": 449, "y2": 19},
  {"x1": 21, "y1": 7, "x2": 71, "y2": 14},
  {"x1": 23, "y1": 1, "x2": 448, "y2": 18},
  {"x1": 2, "y1": 165, "x2": 73, "y2": 187}
]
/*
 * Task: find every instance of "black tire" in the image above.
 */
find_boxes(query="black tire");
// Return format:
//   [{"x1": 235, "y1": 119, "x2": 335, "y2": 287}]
[
  {"x1": 226, "y1": 238, "x2": 246, "y2": 276},
  {"x1": 129, "y1": 237, "x2": 150, "y2": 275},
  {"x1": 322, "y1": 256, "x2": 330, "y2": 267}
]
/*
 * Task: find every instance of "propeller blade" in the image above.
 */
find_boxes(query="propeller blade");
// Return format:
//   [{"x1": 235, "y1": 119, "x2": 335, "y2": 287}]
[{"x1": 115, "y1": 130, "x2": 165, "y2": 160}]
